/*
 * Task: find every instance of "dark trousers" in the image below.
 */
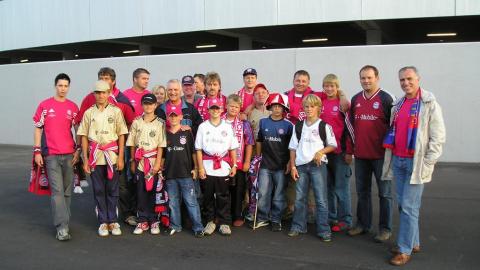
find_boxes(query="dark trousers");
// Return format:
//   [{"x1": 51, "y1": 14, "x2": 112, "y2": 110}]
[
  {"x1": 201, "y1": 175, "x2": 232, "y2": 225},
  {"x1": 229, "y1": 170, "x2": 246, "y2": 220},
  {"x1": 354, "y1": 158, "x2": 393, "y2": 232},
  {"x1": 90, "y1": 165, "x2": 120, "y2": 224},
  {"x1": 119, "y1": 149, "x2": 136, "y2": 219},
  {"x1": 135, "y1": 171, "x2": 158, "y2": 223}
]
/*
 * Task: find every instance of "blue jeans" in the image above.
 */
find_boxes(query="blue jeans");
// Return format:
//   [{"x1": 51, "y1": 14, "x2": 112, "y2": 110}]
[
  {"x1": 291, "y1": 162, "x2": 330, "y2": 237},
  {"x1": 45, "y1": 154, "x2": 74, "y2": 232},
  {"x1": 393, "y1": 156, "x2": 424, "y2": 255},
  {"x1": 354, "y1": 158, "x2": 392, "y2": 232},
  {"x1": 257, "y1": 168, "x2": 287, "y2": 223},
  {"x1": 166, "y1": 178, "x2": 204, "y2": 233},
  {"x1": 327, "y1": 153, "x2": 352, "y2": 226}
]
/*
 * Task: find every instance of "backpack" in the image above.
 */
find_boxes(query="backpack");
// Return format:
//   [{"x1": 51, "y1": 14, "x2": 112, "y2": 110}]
[{"x1": 294, "y1": 120, "x2": 327, "y2": 147}]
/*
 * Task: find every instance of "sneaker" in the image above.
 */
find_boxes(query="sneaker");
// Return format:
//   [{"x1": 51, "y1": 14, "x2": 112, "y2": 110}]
[
  {"x1": 98, "y1": 223, "x2": 109, "y2": 237},
  {"x1": 244, "y1": 213, "x2": 254, "y2": 222},
  {"x1": 250, "y1": 220, "x2": 269, "y2": 229},
  {"x1": 347, "y1": 226, "x2": 367, "y2": 236},
  {"x1": 318, "y1": 233, "x2": 332, "y2": 242},
  {"x1": 219, "y1": 224, "x2": 231, "y2": 236},
  {"x1": 73, "y1": 186, "x2": 83, "y2": 194},
  {"x1": 109, "y1": 223, "x2": 122, "y2": 236},
  {"x1": 288, "y1": 230, "x2": 300, "y2": 237},
  {"x1": 271, "y1": 222, "x2": 282, "y2": 232},
  {"x1": 194, "y1": 230, "x2": 205, "y2": 238},
  {"x1": 163, "y1": 227, "x2": 177, "y2": 236},
  {"x1": 233, "y1": 219, "x2": 244, "y2": 227},
  {"x1": 150, "y1": 222, "x2": 160, "y2": 235},
  {"x1": 56, "y1": 229, "x2": 71, "y2": 241},
  {"x1": 133, "y1": 222, "x2": 149, "y2": 235},
  {"x1": 204, "y1": 221, "x2": 216, "y2": 235},
  {"x1": 331, "y1": 222, "x2": 350, "y2": 232},
  {"x1": 374, "y1": 229, "x2": 392, "y2": 243},
  {"x1": 124, "y1": 216, "x2": 138, "y2": 226}
]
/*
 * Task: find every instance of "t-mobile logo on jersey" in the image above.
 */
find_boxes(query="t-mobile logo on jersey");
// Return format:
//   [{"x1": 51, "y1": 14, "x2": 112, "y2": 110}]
[{"x1": 356, "y1": 114, "x2": 378, "y2": 121}]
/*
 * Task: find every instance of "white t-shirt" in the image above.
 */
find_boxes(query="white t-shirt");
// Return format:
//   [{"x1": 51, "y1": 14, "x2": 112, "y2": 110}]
[
  {"x1": 195, "y1": 119, "x2": 240, "y2": 177},
  {"x1": 288, "y1": 119, "x2": 337, "y2": 166}
]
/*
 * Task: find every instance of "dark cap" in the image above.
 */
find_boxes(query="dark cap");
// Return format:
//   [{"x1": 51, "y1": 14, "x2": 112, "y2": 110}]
[
  {"x1": 243, "y1": 68, "x2": 257, "y2": 77},
  {"x1": 182, "y1": 75, "x2": 194, "y2": 85},
  {"x1": 141, "y1": 93, "x2": 157, "y2": 104}
]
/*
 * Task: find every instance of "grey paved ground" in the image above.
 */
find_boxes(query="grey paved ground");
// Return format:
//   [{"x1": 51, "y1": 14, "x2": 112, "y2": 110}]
[{"x1": 0, "y1": 145, "x2": 478, "y2": 270}]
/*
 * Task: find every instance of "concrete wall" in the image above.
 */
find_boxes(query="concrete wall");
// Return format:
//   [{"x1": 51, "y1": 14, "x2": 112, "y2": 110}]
[
  {"x1": 1, "y1": 0, "x2": 480, "y2": 51},
  {"x1": 0, "y1": 42, "x2": 478, "y2": 163}
]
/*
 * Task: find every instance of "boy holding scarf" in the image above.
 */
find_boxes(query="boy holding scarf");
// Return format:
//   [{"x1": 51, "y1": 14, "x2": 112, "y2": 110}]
[
  {"x1": 78, "y1": 80, "x2": 128, "y2": 237},
  {"x1": 126, "y1": 94, "x2": 167, "y2": 235}
]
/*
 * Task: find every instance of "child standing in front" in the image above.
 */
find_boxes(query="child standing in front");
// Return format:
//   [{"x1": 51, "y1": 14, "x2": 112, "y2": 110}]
[
  {"x1": 254, "y1": 93, "x2": 293, "y2": 231},
  {"x1": 195, "y1": 97, "x2": 239, "y2": 236},
  {"x1": 163, "y1": 104, "x2": 205, "y2": 237},
  {"x1": 126, "y1": 94, "x2": 166, "y2": 235},
  {"x1": 77, "y1": 80, "x2": 129, "y2": 237},
  {"x1": 224, "y1": 94, "x2": 255, "y2": 227},
  {"x1": 288, "y1": 94, "x2": 337, "y2": 242}
]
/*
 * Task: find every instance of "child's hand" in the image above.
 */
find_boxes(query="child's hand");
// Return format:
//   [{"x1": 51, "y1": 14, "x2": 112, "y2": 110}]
[
  {"x1": 191, "y1": 169, "x2": 198, "y2": 180},
  {"x1": 83, "y1": 162, "x2": 91, "y2": 174},
  {"x1": 34, "y1": 154, "x2": 44, "y2": 167},
  {"x1": 313, "y1": 151, "x2": 324, "y2": 166},
  {"x1": 290, "y1": 166, "x2": 299, "y2": 181},
  {"x1": 229, "y1": 166, "x2": 237, "y2": 177},
  {"x1": 152, "y1": 164, "x2": 161, "y2": 175},
  {"x1": 198, "y1": 168, "x2": 207, "y2": 179},
  {"x1": 242, "y1": 162, "x2": 250, "y2": 172},
  {"x1": 117, "y1": 159, "x2": 124, "y2": 171}
]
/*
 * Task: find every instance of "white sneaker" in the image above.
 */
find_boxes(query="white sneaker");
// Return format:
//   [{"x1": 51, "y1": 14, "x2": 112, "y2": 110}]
[
  {"x1": 98, "y1": 223, "x2": 109, "y2": 237},
  {"x1": 109, "y1": 223, "x2": 122, "y2": 236},
  {"x1": 133, "y1": 222, "x2": 149, "y2": 235},
  {"x1": 204, "y1": 221, "x2": 216, "y2": 235},
  {"x1": 219, "y1": 224, "x2": 232, "y2": 236},
  {"x1": 150, "y1": 222, "x2": 160, "y2": 235},
  {"x1": 80, "y1": 180, "x2": 89, "y2": 187}
]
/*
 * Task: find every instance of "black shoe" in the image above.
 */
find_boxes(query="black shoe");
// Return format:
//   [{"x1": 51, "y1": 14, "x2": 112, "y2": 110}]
[
  {"x1": 194, "y1": 230, "x2": 205, "y2": 238},
  {"x1": 271, "y1": 222, "x2": 282, "y2": 232},
  {"x1": 163, "y1": 227, "x2": 176, "y2": 236}
]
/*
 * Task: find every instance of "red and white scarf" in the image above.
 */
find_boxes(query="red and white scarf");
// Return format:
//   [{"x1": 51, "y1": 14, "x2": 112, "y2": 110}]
[
  {"x1": 88, "y1": 141, "x2": 118, "y2": 180},
  {"x1": 134, "y1": 148, "x2": 158, "y2": 191}
]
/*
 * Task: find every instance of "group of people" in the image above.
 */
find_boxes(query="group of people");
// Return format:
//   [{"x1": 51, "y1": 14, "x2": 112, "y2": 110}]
[{"x1": 32, "y1": 65, "x2": 445, "y2": 266}]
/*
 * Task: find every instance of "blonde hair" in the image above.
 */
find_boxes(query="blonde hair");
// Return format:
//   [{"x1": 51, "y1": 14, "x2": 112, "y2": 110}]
[
  {"x1": 205, "y1": 71, "x2": 221, "y2": 86},
  {"x1": 151, "y1": 85, "x2": 166, "y2": 95},
  {"x1": 322, "y1": 74, "x2": 340, "y2": 89},
  {"x1": 302, "y1": 94, "x2": 322, "y2": 108},
  {"x1": 227, "y1": 94, "x2": 242, "y2": 106}
]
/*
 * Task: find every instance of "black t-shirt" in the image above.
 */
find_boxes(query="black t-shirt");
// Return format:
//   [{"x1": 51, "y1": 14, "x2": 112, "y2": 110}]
[
  {"x1": 164, "y1": 129, "x2": 195, "y2": 180},
  {"x1": 257, "y1": 116, "x2": 293, "y2": 170}
]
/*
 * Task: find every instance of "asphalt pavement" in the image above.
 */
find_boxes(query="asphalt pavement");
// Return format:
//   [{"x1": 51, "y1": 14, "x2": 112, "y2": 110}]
[{"x1": 0, "y1": 145, "x2": 478, "y2": 270}]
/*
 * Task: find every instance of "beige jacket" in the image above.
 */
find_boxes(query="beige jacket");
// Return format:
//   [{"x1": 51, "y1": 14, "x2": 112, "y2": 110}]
[{"x1": 382, "y1": 89, "x2": 446, "y2": 184}]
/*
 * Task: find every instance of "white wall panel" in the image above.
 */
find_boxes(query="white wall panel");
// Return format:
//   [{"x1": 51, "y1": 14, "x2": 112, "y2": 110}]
[
  {"x1": 40, "y1": 0, "x2": 90, "y2": 44},
  {"x1": 362, "y1": 0, "x2": 455, "y2": 20},
  {"x1": 0, "y1": 43, "x2": 478, "y2": 162},
  {"x1": 278, "y1": 0, "x2": 361, "y2": 25},
  {"x1": 2, "y1": 0, "x2": 44, "y2": 50},
  {"x1": 142, "y1": 0, "x2": 204, "y2": 35},
  {"x1": 456, "y1": 0, "x2": 480, "y2": 15},
  {"x1": 204, "y1": 0, "x2": 278, "y2": 29},
  {"x1": 89, "y1": 0, "x2": 143, "y2": 40}
]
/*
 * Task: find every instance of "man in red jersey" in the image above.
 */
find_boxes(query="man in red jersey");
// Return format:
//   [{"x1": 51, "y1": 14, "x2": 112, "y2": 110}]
[
  {"x1": 124, "y1": 68, "x2": 151, "y2": 117},
  {"x1": 33, "y1": 73, "x2": 79, "y2": 241},
  {"x1": 347, "y1": 65, "x2": 394, "y2": 243}
]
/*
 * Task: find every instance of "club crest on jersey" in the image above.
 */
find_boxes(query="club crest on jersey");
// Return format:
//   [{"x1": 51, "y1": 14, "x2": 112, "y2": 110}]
[
  {"x1": 356, "y1": 103, "x2": 361, "y2": 108},
  {"x1": 312, "y1": 129, "x2": 319, "y2": 136},
  {"x1": 179, "y1": 136, "x2": 187, "y2": 145},
  {"x1": 67, "y1": 110, "x2": 72, "y2": 115},
  {"x1": 373, "y1": 101, "x2": 380, "y2": 110},
  {"x1": 149, "y1": 130, "x2": 156, "y2": 137},
  {"x1": 278, "y1": 128, "x2": 284, "y2": 135},
  {"x1": 108, "y1": 117, "x2": 114, "y2": 123},
  {"x1": 221, "y1": 130, "x2": 228, "y2": 137},
  {"x1": 333, "y1": 106, "x2": 339, "y2": 112}
]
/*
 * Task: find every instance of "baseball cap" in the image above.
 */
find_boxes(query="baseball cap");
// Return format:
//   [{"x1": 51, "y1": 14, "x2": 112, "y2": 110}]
[
  {"x1": 243, "y1": 68, "x2": 257, "y2": 77},
  {"x1": 182, "y1": 75, "x2": 194, "y2": 85},
  {"x1": 207, "y1": 97, "x2": 224, "y2": 109},
  {"x1": 94, "y1": 80, "x2": 110, "y2": 92},
  {"x1": 166, "y1": 104, "x2": 183, "y2": 116},
  {"x1": 253, "y1": 83, "x2": 269, "y2": 94},
  {"x1": 141, "y1": 93, "x2": 157, "y2": 104}
]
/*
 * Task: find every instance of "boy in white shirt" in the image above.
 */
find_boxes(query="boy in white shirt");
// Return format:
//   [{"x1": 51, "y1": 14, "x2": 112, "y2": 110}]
[
  {"x1": 195, "y1": 97, "x2": 239, "y2": 236},
  {"x1": 288, "y1": 94, "x2": 337, "y2": 242}
]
